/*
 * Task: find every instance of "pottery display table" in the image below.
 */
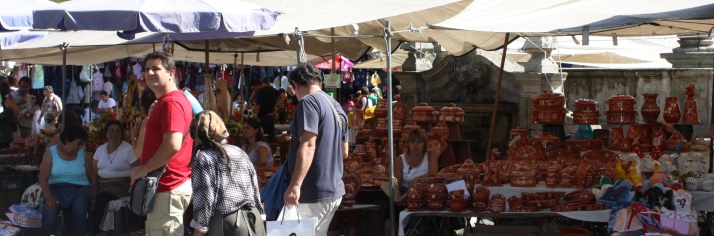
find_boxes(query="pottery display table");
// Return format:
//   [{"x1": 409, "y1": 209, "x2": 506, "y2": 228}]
[{"x1": 327, "y1": 204, "x2": 381, "y2": 236}]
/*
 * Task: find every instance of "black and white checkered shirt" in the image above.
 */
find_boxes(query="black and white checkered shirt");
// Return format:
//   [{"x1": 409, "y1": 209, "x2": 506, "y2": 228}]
[{"x1": 190, "y1": 144, "x2": 264, "y2": 232}]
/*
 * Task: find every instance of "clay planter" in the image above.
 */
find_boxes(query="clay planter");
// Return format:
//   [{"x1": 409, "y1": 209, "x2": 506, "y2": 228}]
[
  {"x1": 439, "y1": 103, "x2": 465, "y2": 124},
  {"x1": 427, "y1": 200, "x2": 445, "y2": 211},
  {"x1": 607, "y1": 94, "x2": 637, "y2": 112},
  {"x1": 574, "y1": 98, "x2": 599, "y2": 112},
  {"x1": 683, "y1": 83, "x2": 700, "y2": 124},
  {"x1": 663, "y1": 96, "x2": 681, "y2": 123},
  {"x1": 358, "y1": 125, "x2": 373, "y2": 138},
  {"x1": 374, "y1": 98, "x2": 389, "y2": 119},
  {"x1": 373, "y1": 118, "x2": 388, "y2": 138},
  {"x1": 572, "y1": 111, "x2": 600, "y2": 124},
  {"x1": 473, "y1": 185, "x2": 491, "y2": 202},
  {"x1": 470, "y1": 201, "x2": 488, "y2": 212},
  {"x1": 531, "y1": 90, "x2": 566, "y2": 108},
  {"x1": 411, "y1": 103, "x2": 438, "y2": 123},
  {"x1": 406, "y1": 200, "x2": 425, "y2": 211},
  {"x1": 511, "y1": 170, "x2": 537, "y2": 188},
  {"x1": 507, "y1": 196, "x2": 523, "y2": 212},
  {"x1": 489, "y1": 194, "x2": 506, "y2": 213},
  {"x1": 606, "y1": 111, "x2": 637, "y2": 124},
  {"x1": 640, "y1": 93, "x2": 661, "y2": 121},
  {"x1": 530, "y1": 107, "x2": 567, "y2": 124},
  {"x1": 510, "y1": 127, "x2": 530, "y2": 142},
  {"x1": 449, "y1": 199, "x2": 468, "y2": 212}
]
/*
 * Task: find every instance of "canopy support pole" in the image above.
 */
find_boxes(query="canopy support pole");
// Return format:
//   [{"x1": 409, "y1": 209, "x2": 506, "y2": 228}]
[
  {"x1": 205, "y1": 40, "x2": 210, "y2": 72},
  {"x1": 232, "y1": 53, "x2": 238, "y2": 109},
  {"x1": 486, "y1": 33, "x2": 510, "y2": 158},
  {"x1": 239, "y1": 53, "x2": 245, "y2": 123},
  {"x1": 385, "y1": 21, "x2": 396, "y2": 236},
  {"x1": 60, "y1": 43, "x2": 68, "y2": 130}
]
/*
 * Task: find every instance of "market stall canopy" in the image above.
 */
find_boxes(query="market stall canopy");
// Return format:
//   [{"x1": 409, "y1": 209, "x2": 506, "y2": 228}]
[
  {"x1": 0, "y1": 0, "x2": 55, "y2": 31},
  {"x1": 311, "y1": 56, "x2": 354, "y2": 71},
  {"x1": 0, "y1": 30, "x2": 49, "y2": 49},
  {"x1": 432, "y1": 0, "x2": 714, "y2": 36},
  {"x1": 0, "y1": 31, "x2": 318, "y2": 66},
  {"x1": 33, "y1": 0, "x2": 278, "y2": 37},
  {"x1": 351, "y1": 50, "x2": 409, "y2": 69}
]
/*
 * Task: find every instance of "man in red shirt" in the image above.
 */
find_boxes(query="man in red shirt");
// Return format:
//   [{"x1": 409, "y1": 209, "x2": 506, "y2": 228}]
[{"x1": 130, "y1": 52, "x2": 193, "y2": 236}]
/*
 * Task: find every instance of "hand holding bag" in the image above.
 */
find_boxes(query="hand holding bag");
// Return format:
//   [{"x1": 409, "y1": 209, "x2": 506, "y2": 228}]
[
  {"x1": 127, "y1": 166, "x2": 166, "y2": 216},
  {"x1": 266, "y1": 206, "x2": 316, "y2": 236}
]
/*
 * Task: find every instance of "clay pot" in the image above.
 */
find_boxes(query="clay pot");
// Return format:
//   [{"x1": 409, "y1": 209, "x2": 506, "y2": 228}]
[
  {"x1": 606, "y1": 111, "x2": 637, "y2": 124},
  {"x1": 401, "y1": 122, "x2": 421, "y2": 142},
  {"x1": 352, "y1": 144, "x2": 366, "y2": 165},
  {"x1": 531, "y1": 90, "x2": 567, "y2": 108},
  {"x1": 406, "y1": 200, "x2": 424, "y2": 211},
  {"x1": 457, "y1": 159, "x2": 481, "y2": 184},
  {"x1": 609, "y1": 127, "x2": 625, "y2": 150},
  {"x1": 489, "y1": 194, "x2": 506, "y2": 213},
  {"x1": 641, "y1": 93, "x2": 661, "y2": 122},
  {"x1": 427, "y1": 200, "x2": 445, "y2": 211},
  {"x1": 607, "y1": 94, "x2": 637, "y2": 112},
  {"x1": 373, "y1": 118, "x2": 388, "y2": 138},
  {"x1": 530, "y1": 107, "x2": 567, "y2": 124},
  {"x1": 574, "y1": 98, "x2": 599, "y2": 112},
  {"x1": 432, "y1": 121, "x2": 450, "y2": 141},
  {"x1": 449, "y1": 190, "x2": 465, "y2": 200},
  {"x1": 565, "y1": 140, "x2": 591, "y2": 152},
  {"x1": 683, "y1": 84, "x2": 700, "y2": 124},
  {"x1": 665, "y1": 131, "x2": 687, "y2": 152},
  {"x1": 473, "y1": 185, "x2": 490, "y2": 202},
  {"x1": 374, "y1": 98, "x2": 389, "y2": 119},
  {"x1": 411, "y1": 103, "x2": 438, "y2": 123},
  {"x1": 449, "y1": 199, "x2": 467, "y2": 212},
  {"x1": 358, "y1": 125, "x2": 372, "y2": 138},
  {"x1": 533, "y1": 132, "x2": 561, "y2": 149},
  {"x1": 507, "y1": 196, "x2": 523, "y2": 212},
  {"x1": 620, "y1": 138, "x2": 633, "y2": 153},
  {"x1": 439, "y1": 103, "x2": 465, "y2": 124},
  {"x1": 593, "y1": 129, "x2": 610, "y2": 149},
  {"x1": 408, "y1": 185, "x2": 424, "y2": 200},
  {"x1": 392, "y1": 120, "x2": 403, "y2": 140},
  {"x1": 471, "y1": 201, "x2": 488, "y2": 212},
  {"x1": 510, "y1": 127, "x2": 530, "y2": 143},
  {"x1": 650, "y1": 125, "x2": 666, "y2": 148},
  {"x1": 572, "y1": 111, "x2": 600, "y2": 124},
  {"x1": 626, "y1": 124, "x2": 648, "y2": 146},
  {"x1": 663, "y1": 96, "x2": 681, "y2": 123},
  {"x1": 511, "y1": 168, "x2": 537, "y2": 188}
]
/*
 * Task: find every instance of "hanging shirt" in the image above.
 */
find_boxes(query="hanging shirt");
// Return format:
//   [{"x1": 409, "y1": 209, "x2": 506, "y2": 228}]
[
  {"x1": 33, "y1": 65, "x2": 44, "y2": 89},
  {"x1": 103, "y1": 81, "x2": 113, "y2": 98},
  {"x1": 371, "y1": 73, "x2": 381, "y2": 88},
  {"x1": 342, "y1": 71, "x2": 354, "y2": 83},
  {"x1": 92, "y1": 72, "x2": 104, "y2": 92},
  {"x1": 132, "y1": 64, "x2": 142, "y2": 82},
  {"x1": 273, "y1": 76, "x2": 288, "y2": 91}
]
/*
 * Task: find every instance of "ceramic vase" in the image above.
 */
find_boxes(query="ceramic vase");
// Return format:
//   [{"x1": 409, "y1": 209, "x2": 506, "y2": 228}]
[
  {"x1": 610, "y1": 127, "x2": 625, "y2": 150},
  {"x1": 682, "y1": 83, "x2": 700, "y2": 124},
  {"x1": 640, "y1": 93, "x2": 661, "y2": 121},
  {"x1": 663, "y1": 96, "x2": 681, "y2": 123}
]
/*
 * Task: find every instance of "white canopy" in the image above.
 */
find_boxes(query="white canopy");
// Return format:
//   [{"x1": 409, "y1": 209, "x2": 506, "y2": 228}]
[{"x1": 432, "y1": 0, "x2": 714, "y2": 37}]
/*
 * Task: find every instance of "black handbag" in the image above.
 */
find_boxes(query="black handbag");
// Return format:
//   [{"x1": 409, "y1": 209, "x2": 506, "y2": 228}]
[{"x1": 127, "y1": 166, "x2": 166, "y2": 216}]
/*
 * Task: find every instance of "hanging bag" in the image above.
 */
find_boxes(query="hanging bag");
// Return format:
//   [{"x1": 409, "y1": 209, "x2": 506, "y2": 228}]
[
  {"x1": 266, "y1": 206, "x2": 316, "y2": 236},
  {"x1": 260, "y1": 163, "x2": 291, "y2": 220}
]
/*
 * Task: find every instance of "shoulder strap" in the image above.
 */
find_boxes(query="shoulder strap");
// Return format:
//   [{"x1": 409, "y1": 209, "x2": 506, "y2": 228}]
[{"x1": 317, "y1": 92, "x2": 342, "y2": 129}]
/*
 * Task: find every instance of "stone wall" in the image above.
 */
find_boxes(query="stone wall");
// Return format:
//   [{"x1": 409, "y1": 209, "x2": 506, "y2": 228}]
[{"x1": 562, "y1": 68, "x2": 713, "y2": 137}]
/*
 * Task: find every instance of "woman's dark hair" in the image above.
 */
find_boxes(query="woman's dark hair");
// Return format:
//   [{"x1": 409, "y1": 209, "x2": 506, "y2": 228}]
[
  {"x1": 60, "y1": 123, "x2": 89, "y2": 145},
  {"x1": 103, "y1": 119, "x2": 123, "y2": 137},
  {"x1": 288, "y1": 63, "x2": 322, "y2": 87},
  {"x1": 360, "y1": 87, "x2": 369, "y2": 96},
  {"x1": 140, "y1": 88, "x2": 157, "y2": 115},
  {"x1": 278, "y1": 88, "x2": 286, "y2": 95},
  {"x1": 0, "y1": 81, "x2": 10, "y2": 96},
  {"x1": 242, "y1": 117, "x2": 266, "y2": 144},
  {"x1": 250, "y1": 79, "x2": 263, "y2": 87}
]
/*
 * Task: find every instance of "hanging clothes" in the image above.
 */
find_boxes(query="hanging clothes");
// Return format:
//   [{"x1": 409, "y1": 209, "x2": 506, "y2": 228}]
[
  {"x1": 132, "y1": 62, "x2": 142, "y2": 82},
  {"x1": 33, "y1": 65, "x2": 44, "y2": 89},
  {"x1": 370, "y1": 72, "x2": 381, "y2": 89},
  {"x1": 66, "y1": 80, "x2": 84, "y2": 104}
]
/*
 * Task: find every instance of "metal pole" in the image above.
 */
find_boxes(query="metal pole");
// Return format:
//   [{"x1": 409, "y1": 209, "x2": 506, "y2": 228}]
[
  {"x1": 233, "y1": 53, "x2": 238, "y2": 111},
  {"x1": 60, "y1": 43, "x2": 68, "y2": 130},
  {"x1": 331, "y1": 28, "x2": 336, "y2": 75},
  {"x1": 239, "y1": 53, "x2": 245, "y2": 123},
  {"x1": 486, "y1": 33, "x2": 511, "y2": 158},
  {"x1": 385, "y1": 21, "x2": 396, "y2": 236}
]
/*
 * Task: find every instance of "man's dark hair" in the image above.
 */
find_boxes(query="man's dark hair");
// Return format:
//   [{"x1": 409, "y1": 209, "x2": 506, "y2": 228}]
[
  {"x1": 59, "y1": 123, "x2": 88, "y2": 145},
  {"x1": 282, "y1": 71, "x2": 289, "y2": 76},
  {"x1": 19, "y1": 76, "x2": 31, "y2": 86},
  {"x1": 100, "y1": 91, "x2": 108, "y2": 96},
  {"x1": 140, "y1": 88, "x2": 157, "y2": 115},
  {"x1": 262, "y1": 77, "x2": 272, "y2": 85},
  {"x1": 278, "y1": 88, "x2": 286, "y2": 94},
  {"x1": 59, "y1": 110, "x2": 79, "y2": 126},
  {"x1": 143, "y1": 52, "x2": 176, "y2": 71},
  {"x1": 360, "y1": 87, "x2": 369, "y2": 96},
  {"x1": 288, "y1": 63, "x2": 322, "y2": 87},
  {"x1": 250, "y1": 79, "x2": 263, "y2": 87},
  {"x1": 7, "y1": 76, "x2": 17, "y2": 86},
  {"x1": 0, "y1": 81, "x2": 10, "y2": 96}
]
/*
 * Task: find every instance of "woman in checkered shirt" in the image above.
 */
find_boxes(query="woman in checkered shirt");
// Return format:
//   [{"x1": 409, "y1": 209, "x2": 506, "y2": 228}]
[{"x1": 189, "y1": 111, "x2": 265, "y2": 236}]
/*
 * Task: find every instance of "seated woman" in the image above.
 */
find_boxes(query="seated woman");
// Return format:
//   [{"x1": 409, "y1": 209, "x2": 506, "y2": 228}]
[
  {"x1": 0, "y1": 81, "x2": 19, "y2": 149},
  {"x1": 384, "y1": 128, "x2": 438, "y2": 236},
  {"x1": 190, "y1": 111, "x2": 265, "y2": 236},
  {"x1": 39, "y1": 123, "x2": 95, "y2": 236},
  {"x1": 47, "y1": 110, "x2": 79, "y2": 148},
  {"x1": 241, "y1": 117, "x2": 274, "y2": 167},
  {"x1": 91, "y1": 119, "x2": 140, "y2": 234}
]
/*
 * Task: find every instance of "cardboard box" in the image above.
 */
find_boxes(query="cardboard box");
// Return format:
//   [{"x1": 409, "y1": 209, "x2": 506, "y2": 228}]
[
  {"x1": 4, "y1": 213, "x2": 40, "y2": 228},
  {"x1": 463, "y1": 225, "x2": 539, "y2": 236}
]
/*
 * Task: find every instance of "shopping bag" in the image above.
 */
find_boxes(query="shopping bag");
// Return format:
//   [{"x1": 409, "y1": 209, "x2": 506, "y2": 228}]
[
  {"x1": 266, "y1": 206, "x2": 316, "y2": 236},
  {"x1": 260, "y1": 164, "x2": 291, "y2": 220}
]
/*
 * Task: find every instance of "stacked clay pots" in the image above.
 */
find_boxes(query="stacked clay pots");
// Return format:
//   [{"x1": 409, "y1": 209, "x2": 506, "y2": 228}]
[
  {"x1": 572, "y1": 99, "x2": 600, "y2": 124},
  {"x1": 606, "y1": 94, "x2": 637, "y2": 124},
  {"x1": 530, "y1": 91, "x2": 567, "y2": 124},
  {"x1": 406, "y1": 182, "x2": 426, "y2": 211},
  {"x1": 471, "y1": 185, "x2": 489, "y2": 212}
]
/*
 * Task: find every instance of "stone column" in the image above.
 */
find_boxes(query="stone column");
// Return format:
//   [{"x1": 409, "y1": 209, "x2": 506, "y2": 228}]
[
  {"x1": 432, "y1": 42, "x2": 449, "y2": 67},
  {"x1": 661, "y1": 34, "x2": 714, "y2": 68},
  {"x1": 523, "y1": 37, "x2": 560, "y2": 74},
  {"x1": 400, "y1": 42, "x2": 431, "y2": 72}
]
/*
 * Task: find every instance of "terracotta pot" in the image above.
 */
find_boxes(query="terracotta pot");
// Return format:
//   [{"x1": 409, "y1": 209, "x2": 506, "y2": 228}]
[
  {"x1": 572, "y1": 111, "x2": 600, "y2": 124},
  {"x1": 610, "y1": 127, "x2": 624, "y2": 150},
  {"x1": 374, "y1": 98, "x2": 389, "y2": 119},
  {"x1": 683, "y1": 84, "x2": 700, "y2": 124},
  {"x1": 427, "y1": 200, "x2": 445, "y2": 211},
  {"x1": 439, "y1": 103, "x2": 465, "y2": 124},
  {"x1": 473, "y1": 185, "x2": 491, "y2": 202},
  {"x1": 489, "y1": 194, "x2": 506, "y2": 213},
  {"x1": 511, "y1": 169, "x2": 537, "y2": 188},
  {"x1": 620, "y1": 138, "x2": 633, "y2": 152},
  {"x1": 470, "y1": 201, "x2": 488, "y2": 212},
  {"x1": 665, "y1": 131, "x2": 687, "y2": 152},
  {"x1": 408, "y1": 185, "x2": 424, "y2": 200},
  {"x1": 607, "y1": 94, "x2": 637, "y2": 112},
  {"x1": 663, "y1": 96, "x2": 681, "y2": 123},
  {"x1": 606, "y1": 111, "x2": 637, "y2": 124},
  {"x1": 650, "y1": 125, "x2": 666, "y2": 148},
  {"x1": 373, "y1": 118, "x2": 388, "y2": 138},
  {"x1": 640, "y1": 93, "x2": 661, "y2": 121},
  {"x1": 510, "y1": 127, "x2": 530, "y2": 143},
  {"x1": 411, "y1": 103, "x2": 438, "y2": 123},
  {"x1": 449, "y1": 199, "x2": 467, "y2": 212},
  {"x1": 530, "y1": 107, "x2": 567, "y2": 124},
  {"x1": 531, "y1": 90, "x2": 567, "y2": 108},
  {"x1": 565, "y1": 140, "x2": 591, "y2": 152},
  {"x1": 458, "y1": 159, "x2": 481, "y2": 184},
  {"x1": 358, "y1": 125, "x2": 373, "y2": 138},
  {"x1": 626, "y1": 124, "x2": 648, "y2": 146},
  {"x1": 392, "y1": 120, "x2": 403, "y2": 139},
  {"x1": 593, "y1": 129, "x2": 610, "y2": 149},
  {"x1": 406, "y1": 200, "x2": 425, "y2": 211},
  {"x1": 507, "y1": 196, "x2": 523, "y2": 212},
  {"x1": 432, "y1": 121, "x2": 450, "y2": 140},
  {"x1": 574, "y1": 98, "x2": 599, "y2": 112},
  {"x1": 449, "y1": 190, "x2": 465, "y2": 200},
  {"x1": 352, "y1": 144, "x2": 366, "y2": 164},
  {"x1": 533, "y1": 132, "x2": 561, "y2": 149},
  {"x1": 401, "y1": 122, "x2": 421, "y2": 142},
  {"x1": 394, "y1": 95, "x2": 405, "y2": 121}
]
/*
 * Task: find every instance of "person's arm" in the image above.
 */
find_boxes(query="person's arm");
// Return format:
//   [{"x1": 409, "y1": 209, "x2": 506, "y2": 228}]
[
  {"x1": 4, "y1": 99, "x2": 19, "y2": 115},
  {"x1": 93, "y1": 159, "x2": 99, "y2": 180},
  {"x1": 38, "y1": 150, "x2": 57, "y2": 212},
  {"x1": 190, "y1": 152, "x2": 215, "y2": 234},
  {"x1": 84, "y1": 150, "x2": 97, "y2": 198},
  {"x1": 426, "y1": 149, "x2": 439, "y2": 176},
  {"x1": 53, "y1": 97, "x2": 63, "y2": 121},
  {"x1": 131, "y1": 119, "x2": 147, "y2": 158},
  {"x1": 130, "y1": 131, "x2": 183, "y2": 183},
  {"x1": 394, "y1": 154, "x2": 404, "y2": 188},
  {"x1": 283, "y1": 131, "x2": 317, "y2": 206},
  {"x1": 256, "y1": 146, "x2": 269, "y2": 167},
  {"x1": 253, "y1": 104, "x2": 261, "y2": 116},
  {"x1": 342, "y1": 141, "x2": 349, "y2": 159}
]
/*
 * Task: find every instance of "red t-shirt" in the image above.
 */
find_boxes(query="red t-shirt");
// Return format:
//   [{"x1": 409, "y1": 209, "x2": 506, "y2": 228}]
[{"x1": 141, "y1": 90, "x2": 194, "y2": 192}]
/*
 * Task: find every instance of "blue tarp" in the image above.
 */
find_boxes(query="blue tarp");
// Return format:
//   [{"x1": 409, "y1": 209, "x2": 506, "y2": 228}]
[{"x1": 0, "y1": 0, "x2": 55, "y2": 31}]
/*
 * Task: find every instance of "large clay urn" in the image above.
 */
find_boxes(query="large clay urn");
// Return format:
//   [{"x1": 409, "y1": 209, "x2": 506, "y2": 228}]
[
  {"x1": 374, "y1": 98, "x2": 389, "y2": 119},
  {"x1": 572, "y1": 98, "x2": 601, "y2": 125},
  {"x1": 530, "y1": 90, "x2": 567, "y2": 124},
  {"x1": 439, "y1": 103, "x2": 465, "y2": 124},
  {"x1": 683, "y1": 83, "x2": 700, "y2": 124},
  {"x1": 410, "y1": 103, "x2": 438, "y2": 123},
  {"x1": 394, "y1": 95, "x2": 405, "y2": 121},
  {"x1": 663, "y1": 96, "x2": 681, "y2": 123},
  {"x1": 640, "y1": 93, "x2": 661, "y2": 122},
  {"x1": 373, "y1": 118, "x2": 388, "y2": 138}
]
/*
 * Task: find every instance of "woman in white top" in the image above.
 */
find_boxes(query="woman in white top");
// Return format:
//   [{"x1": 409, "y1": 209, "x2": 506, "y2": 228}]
[
  {"x1": 91, "y1": 119, "x2": 139, "y2": 234},
  {"x1": 241, "y1": 117, "x2": 274, "y2": 167},
  {"x1": 385, "y1": 128, "x2": 438, "y2": 236}
]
